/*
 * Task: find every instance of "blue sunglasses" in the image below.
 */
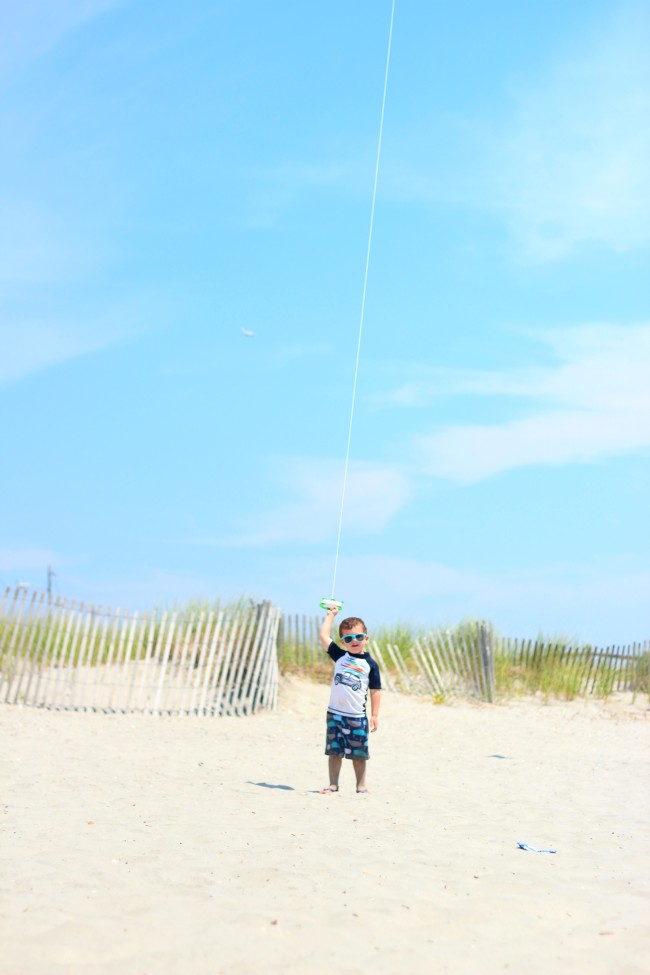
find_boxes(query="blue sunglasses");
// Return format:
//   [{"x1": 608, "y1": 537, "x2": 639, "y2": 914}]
[{"x1": 341, "y1": 633, "x2": 367, "y2": 644}]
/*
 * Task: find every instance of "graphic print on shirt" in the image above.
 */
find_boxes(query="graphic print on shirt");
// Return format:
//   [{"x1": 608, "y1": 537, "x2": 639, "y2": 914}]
[
  {"x1": 334, "y1": 658, "x2": 365, "y2": 691},
  {"x1": 327, "y1": 643, "x2": 381, "y2": 717}
]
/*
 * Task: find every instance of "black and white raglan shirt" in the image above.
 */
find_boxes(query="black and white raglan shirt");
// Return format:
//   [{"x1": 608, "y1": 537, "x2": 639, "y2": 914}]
[{"x1": 326, "y1": 642, "x2": 381, "y2": 717}]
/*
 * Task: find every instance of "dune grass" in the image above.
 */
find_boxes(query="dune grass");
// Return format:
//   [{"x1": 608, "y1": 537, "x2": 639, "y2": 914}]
[
  {"x1": 493, "y1": 633, "x2": 648, "y2": 702},
  {"x1": 494, "y1": 641, "x2": 587, "y2": 701},
  {"x1": 0, "y1": 595, "x2": 265, "y2": 671}
]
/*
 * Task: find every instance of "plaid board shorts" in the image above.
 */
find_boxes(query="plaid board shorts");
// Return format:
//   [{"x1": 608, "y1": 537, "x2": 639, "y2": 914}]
[{"x1": 325, "y1": 710, "x2": 370, "y2": 760}]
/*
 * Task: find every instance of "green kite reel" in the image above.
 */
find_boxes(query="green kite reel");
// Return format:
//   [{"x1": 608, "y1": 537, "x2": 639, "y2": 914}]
[{"x1": 320, "y1": 598, "x2": 344, "y2": 612}]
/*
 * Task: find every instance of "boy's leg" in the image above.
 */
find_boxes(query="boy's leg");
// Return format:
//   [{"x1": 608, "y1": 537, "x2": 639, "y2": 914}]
[
  {"x1": 328, "y1": 755, "x2": 342, "y2": 789},
  {"x1": 353, "y1": 758, "x2": 367, "y2": 792},
  {"x1": 323, "y1": 711, "x2": 344, "y2": 792}
]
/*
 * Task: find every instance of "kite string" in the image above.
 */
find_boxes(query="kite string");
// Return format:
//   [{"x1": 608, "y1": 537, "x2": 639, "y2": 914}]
[{"x1": 330, "y1": 0, "x2": 396, "y2": 601}]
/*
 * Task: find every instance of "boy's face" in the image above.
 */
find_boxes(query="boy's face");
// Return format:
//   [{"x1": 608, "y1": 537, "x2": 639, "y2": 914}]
[{"x1": 339, "y1": 627, "x2": 368, "y2": 654}]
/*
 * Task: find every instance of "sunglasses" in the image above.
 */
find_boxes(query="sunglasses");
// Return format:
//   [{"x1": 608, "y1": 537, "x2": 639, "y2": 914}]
[{"x1": 341, "y1": 633, "x2": 367, "y2": 644}]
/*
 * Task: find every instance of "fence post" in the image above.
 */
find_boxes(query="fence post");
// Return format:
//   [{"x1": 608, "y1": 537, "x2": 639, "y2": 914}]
[
  {"x1": 277, "y1": 614, "x2": 285, "y2": 668},
  {"x1": 479, "y1": 622, "x2": 494, "y2": 702},
  {"x1": 370, "y1": 641, "x2": 397, "y2": 693}
]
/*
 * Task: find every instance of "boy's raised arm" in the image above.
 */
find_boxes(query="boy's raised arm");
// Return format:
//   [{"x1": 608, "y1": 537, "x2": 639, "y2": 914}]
[{"x1": 319, "y1": 607, "x2": 339, "y2": 650}]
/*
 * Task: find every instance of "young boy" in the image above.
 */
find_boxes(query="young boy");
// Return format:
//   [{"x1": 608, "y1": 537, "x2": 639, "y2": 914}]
[{"x1": 319, "y1": 606, "x2": 381, "y2": 794}]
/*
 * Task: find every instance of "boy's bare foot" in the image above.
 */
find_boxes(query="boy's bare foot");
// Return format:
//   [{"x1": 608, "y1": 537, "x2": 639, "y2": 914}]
[{"x1": 319, "y1": 785, "x2": 339, "y2": 794}]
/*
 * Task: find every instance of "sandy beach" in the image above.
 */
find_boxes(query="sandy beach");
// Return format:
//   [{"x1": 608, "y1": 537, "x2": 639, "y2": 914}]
[{"x1": 2, "y1": 678, "x2": 649, "y2": 975}]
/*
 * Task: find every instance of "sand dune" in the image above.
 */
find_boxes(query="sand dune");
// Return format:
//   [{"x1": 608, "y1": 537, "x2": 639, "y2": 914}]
[{"x1": 1, "y1": 678, "x2": 649, "y2": 975}]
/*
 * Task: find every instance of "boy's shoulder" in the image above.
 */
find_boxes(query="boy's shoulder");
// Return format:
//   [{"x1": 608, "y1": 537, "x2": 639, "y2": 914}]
[{"x1": 364, "y1": 650, "x2": 381, "y2": 671}]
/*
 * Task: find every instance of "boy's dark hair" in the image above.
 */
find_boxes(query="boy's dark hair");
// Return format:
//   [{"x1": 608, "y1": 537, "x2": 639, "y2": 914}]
[{"x1": 339, "y1": 617, "x2": 367, "y2": 634}]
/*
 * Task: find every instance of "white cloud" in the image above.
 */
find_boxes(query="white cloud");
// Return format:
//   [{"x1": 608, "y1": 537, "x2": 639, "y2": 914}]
[
  {"x1": 417, "y1": 408, "x2": 646, "y2": 484},
  {"x1": 193, "y1": 457, "x2": 413, "y2": 548},
  {"x1": 0, "y1": 200, "x2": 109, "y2": 287},
  {"x1": 368, "y1": 365, "x2": 542, "y2": 409},
  {"x1": 271, "y1": 341, "x2": 338, "y2": 367},
  {"x1": 403, "y1": 324, "x2": 650, "y2": 482},
  {"x1": 0, "y1": 316, "x2": 145, "y2": 387},
  {"x1": 491, "y1": 4, "x2": 650, "y2": 260},
  {"x1": 374, "y1": 5, "x2": 650, "y2": 262},
  {"x1": 244, "y1": 160, "x2": 355, "y2": 228},
  {"x1": 0, "y1": 0, "x2": 123, "y2": 83},
  {"x1": 237, "y1": 6, "x2": 650, "y2": 257},
  {"x1": 263, "y1": 161, "x2": 350, "y2": 189}
]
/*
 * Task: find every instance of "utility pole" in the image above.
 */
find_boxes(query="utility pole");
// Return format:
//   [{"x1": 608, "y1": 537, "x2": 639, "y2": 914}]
[{"x1": 47, "y1": 564, "x2": 56, "y2": 601}]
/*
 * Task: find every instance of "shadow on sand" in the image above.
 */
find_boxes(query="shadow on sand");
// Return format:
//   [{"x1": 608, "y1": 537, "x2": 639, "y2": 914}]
[{"x1": 246, "y1": 781, "x2": 295, "y2": 791}]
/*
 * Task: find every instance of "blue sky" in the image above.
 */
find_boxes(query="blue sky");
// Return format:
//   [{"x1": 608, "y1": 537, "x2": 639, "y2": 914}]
[{"x1": 1, "y1": 0, "x2": 648, "y2": 644}]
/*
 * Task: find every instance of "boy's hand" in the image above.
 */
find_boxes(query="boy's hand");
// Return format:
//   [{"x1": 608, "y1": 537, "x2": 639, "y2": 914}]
[
  {"x1": 327, "y1": 606, "x2": 339, "y2": 619},
  {"x1": 370, "y1": 716, "x2": 378, "y2": 732}
]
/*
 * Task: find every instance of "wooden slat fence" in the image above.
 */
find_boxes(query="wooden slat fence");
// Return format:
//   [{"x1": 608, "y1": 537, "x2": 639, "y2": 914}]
[
  {"x1": 278, "y1": 616, "x2": 496, "y2": 700},
  {"x1": 3, "y1": 594, "x2": 646, "y2": 712},
  {"x1": 278, "y1": 613, "x2": 322, "y2": 666},
  {"x1": 279, "y1": 614, "x2": 649, "y2": 701},
  {"x1": 501, "y1": 636, "x2": 650, "y2": 695},
  {"x1": 0, "y1": 587, "x2": 280, "y2": 716}
]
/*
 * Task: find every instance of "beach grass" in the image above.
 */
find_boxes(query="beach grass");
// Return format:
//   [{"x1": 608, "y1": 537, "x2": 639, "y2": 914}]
[{"x1": 0, "y1": 595, "x2": 264, "y2": 671}]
